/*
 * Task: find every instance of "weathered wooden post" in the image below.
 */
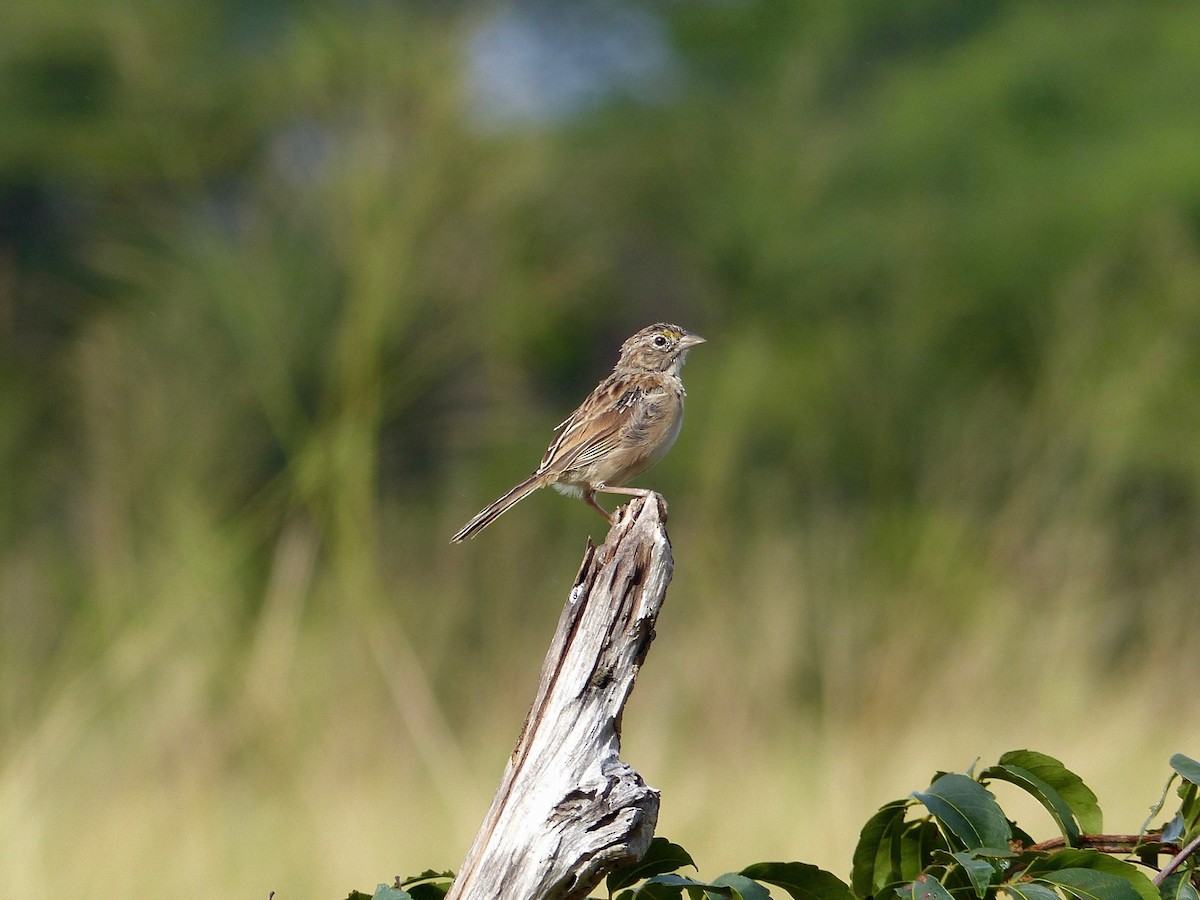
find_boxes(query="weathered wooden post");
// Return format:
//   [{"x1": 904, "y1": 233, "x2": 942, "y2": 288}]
[{"x1": 446, "y1": 494, "x2": 674, "y2": 900}]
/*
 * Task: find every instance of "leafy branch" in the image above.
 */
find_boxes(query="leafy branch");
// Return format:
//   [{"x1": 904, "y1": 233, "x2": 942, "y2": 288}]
[{"x1": 343, "y1": 750, "x2": 1200, "y2": 900}]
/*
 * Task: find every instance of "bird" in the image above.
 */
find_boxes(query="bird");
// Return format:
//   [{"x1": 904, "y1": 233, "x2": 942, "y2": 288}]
[{"x1": 450, "y1": 323, "x2": 705, "y2": 542}]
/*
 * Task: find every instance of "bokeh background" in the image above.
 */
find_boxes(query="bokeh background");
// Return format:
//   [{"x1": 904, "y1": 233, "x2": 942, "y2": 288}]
[{"x1": 4, "y1": 0, "x2": 1200, "y2": 895}]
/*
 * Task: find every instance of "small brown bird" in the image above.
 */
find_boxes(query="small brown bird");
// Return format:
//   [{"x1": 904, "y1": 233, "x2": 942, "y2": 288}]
[{"x1": 451, "y1": 323, "x2": 705, "y2": 542}]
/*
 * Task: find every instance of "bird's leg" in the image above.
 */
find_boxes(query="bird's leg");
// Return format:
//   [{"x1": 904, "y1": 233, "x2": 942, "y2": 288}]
[
  {"x1": 592, "y1": 484, "x2": 654, "y2": 498},
  {"x1": 589, "y1": 483, "x2": 658, "y2": 524},
  {"x1": 582, "y1": 489, "x2": 616, "y2": 525}
]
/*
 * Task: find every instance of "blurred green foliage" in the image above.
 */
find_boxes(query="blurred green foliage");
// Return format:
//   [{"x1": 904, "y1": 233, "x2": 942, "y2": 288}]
[{"x1": 3, "y1": 1, "x2": 1200, "y2": 896}]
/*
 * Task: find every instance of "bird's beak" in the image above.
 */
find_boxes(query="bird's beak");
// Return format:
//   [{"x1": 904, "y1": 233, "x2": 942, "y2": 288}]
[{"x1": 679, "y1": 333, "x2": 706, "y2": 350}]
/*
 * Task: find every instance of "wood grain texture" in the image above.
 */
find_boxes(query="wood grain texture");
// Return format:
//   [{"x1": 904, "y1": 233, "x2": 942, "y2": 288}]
[{"x1": 447, "y1": 494, "x2": 673, "y2": 900}]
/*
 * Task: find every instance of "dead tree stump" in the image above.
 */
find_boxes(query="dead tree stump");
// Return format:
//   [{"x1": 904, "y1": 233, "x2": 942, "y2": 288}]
[{"x1": 446, "y1": 494, "x2": 674, "y2": 900}]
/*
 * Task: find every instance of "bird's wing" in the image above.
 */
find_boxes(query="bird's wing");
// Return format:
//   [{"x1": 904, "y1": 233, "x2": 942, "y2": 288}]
[{"x1": 537, "y1": 379, "x2": 643, "y2": 476}]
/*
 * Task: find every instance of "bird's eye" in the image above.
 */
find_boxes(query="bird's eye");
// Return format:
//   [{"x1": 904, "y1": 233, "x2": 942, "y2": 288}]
[{"x1": 653, "y1": 335, "x2": 668, "y2": 348}]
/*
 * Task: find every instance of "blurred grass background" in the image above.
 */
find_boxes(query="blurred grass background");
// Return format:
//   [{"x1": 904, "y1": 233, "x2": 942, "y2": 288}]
[{"x1": 4, "y1": 0, "x2": 1200, "y2": 895}]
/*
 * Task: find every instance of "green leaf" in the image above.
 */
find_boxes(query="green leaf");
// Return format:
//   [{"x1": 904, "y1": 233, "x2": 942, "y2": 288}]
[
  {"x1": 641, "y1": 874, "x2": 736, "y2": 899},
  {"x1": 1161, "y1": 812, "x2": 1187, "y2": 843},
  {"x1": 913, "y1": 774, "x2": 1012, "y2": 852},
  {"x1": 898, "y1": 874, "x2": 956, "y2": 900},
  {"x1": 629, "y1": 879, "x2": 686, "y2": 900},
  {"x1": 1159, "y1": 872, "x2": 1200, "y2": 900},
  {"x1": 1036, "y1": 868, "x2": 1142, "y2": 900},
  {"x1": 1172, "y1": 778, "x2": 1200, "y2": 845},
  {"x1": 929, "y1": 846, "x2": 1011, "y2": 894},
  {"x1": 609, "y1": 838, "x2": 698, "y2": 890},
  {"x1": 995, "y1": 750, "x2": 1103, "y2": 834},
  {"x1": 1170, "y1": 755, "x2": 1200, "y2": 786},
  {"x1": 969, "y1": 847, "x2": 1019, "y2": 860},
  {"x1": 371, "y1": 885, "x2": 413, "y2": 900},
  {"x1": 852, "y1": 800, "x2": 910, "y2": 899},
  {"x1": 1002, "y1": 884, "x2": 1061, "y2": 900},
  {"x1": 949, "y1": 851, "x2": 999, "y2": 899},
  {"x1": 1024, "y1": 850, "x2": 1159, "y2": 900},
  {"x1": 740, "y1": 862, "x2": 854, "y2": 900},
  {"x1": 984, "y1": 766, "x2": 1079, "y2": 846},
  {"x1": 712, "y1": 873, "x2": 773, "y2": 900},
  {"x1": 397, "y1": 870, "x2": 452, "y2": 899},
  {"x1": 900, "y1": 821, "x2": 946, "y2": 882},
  {"x1": 1179, "y1": 782, "x2": 1200, "y2": 835},
  {"x1": 400, "y1": 870, "x2": 455, "y2": 885},
  {"x1": 406, "y1": 884, "x2": 449, "y2": 900}
]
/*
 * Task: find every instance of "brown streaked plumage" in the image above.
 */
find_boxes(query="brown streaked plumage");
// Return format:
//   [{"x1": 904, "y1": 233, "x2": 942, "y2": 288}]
[{"x1": 450, "y1": 323, "x2": 705, "y2": 543}]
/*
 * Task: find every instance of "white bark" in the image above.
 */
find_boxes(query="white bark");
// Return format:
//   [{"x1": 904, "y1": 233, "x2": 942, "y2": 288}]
[{"x1": 447, "y1": 495, "x2": 673, "y2": 900}]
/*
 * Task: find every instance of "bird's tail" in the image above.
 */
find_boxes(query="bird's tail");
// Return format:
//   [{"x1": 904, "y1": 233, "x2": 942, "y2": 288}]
[{"x1": 450, "y1": 474, "x2": 545, "y2": 543}]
